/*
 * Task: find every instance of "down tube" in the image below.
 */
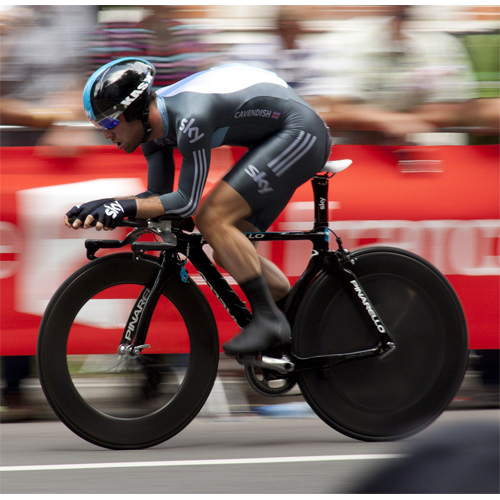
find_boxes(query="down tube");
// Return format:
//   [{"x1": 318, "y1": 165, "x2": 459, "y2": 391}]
[{"x1": 188, "y1": 245, "x2": 252, "y2": 328}]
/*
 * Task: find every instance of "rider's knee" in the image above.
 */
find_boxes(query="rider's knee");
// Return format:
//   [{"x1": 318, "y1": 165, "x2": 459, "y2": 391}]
[
  {"x1": 194, "y1": 207, "x2": 218, "y2": 235},
  {"x1": 195, "y1": 203, "x2": 235, "y2": 237}
]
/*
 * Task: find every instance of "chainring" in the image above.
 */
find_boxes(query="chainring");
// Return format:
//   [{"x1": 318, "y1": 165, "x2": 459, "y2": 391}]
[{"x1": 244, "y1": 363, "x2": 297, "y2": 397}]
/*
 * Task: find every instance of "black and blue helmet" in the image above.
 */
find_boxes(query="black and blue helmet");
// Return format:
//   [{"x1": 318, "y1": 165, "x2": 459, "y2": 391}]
[{"x1": 83, "y1": 57, "x2": 156, "y2": 131}]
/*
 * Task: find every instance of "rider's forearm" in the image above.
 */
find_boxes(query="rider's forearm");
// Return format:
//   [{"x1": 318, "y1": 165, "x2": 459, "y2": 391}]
[
  {"x1": 133, "y1": 196, "x2": 166, "y2": 219},
  {"x1": 115, "y1": 191, "x2": 191, "y2": 219},
  {"x1": 113, "y1": 195, "x2": 165, "y2": 218}
]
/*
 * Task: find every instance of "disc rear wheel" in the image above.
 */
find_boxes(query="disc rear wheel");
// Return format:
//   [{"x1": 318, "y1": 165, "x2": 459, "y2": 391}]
[{"x1": 293, "y1": 247, "x2": 468, "y2": 441}]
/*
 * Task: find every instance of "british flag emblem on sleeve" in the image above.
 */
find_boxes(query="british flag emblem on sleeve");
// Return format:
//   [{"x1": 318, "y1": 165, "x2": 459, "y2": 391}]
[{"x1": 272, "y1": 111, "x2": 281, "y2": 119}]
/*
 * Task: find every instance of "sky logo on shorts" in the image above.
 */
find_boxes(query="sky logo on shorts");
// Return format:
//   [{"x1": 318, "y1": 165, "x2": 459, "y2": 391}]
[{"x1": 244, "y1": 165, "x2": 274, "y2": 194}]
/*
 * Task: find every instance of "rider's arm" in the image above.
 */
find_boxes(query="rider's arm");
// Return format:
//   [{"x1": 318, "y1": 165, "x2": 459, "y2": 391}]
[
  {"x1": 151, "y1": 119, "x2": 212, "y2": 218},
  {"x1": 97, "y1": 141, "x2": 177, "y2": 220},
  {"x1": 81, "y1": 143, "x2": 177, "y2": 222},
  {"x1": 138, "y1": 129, "x2": 212, "y2": 218},
  {"x1": 122, "y1": 123, "x2": 212, "y2": 219},
  {"x1": 138, "y1": 141, "x2": 176, "y2": 198}
]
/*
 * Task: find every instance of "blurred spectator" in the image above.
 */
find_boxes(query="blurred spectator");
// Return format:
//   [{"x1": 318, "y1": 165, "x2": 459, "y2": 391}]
[
  {"x1": 306, "y1": 5, "x2": 499, "y2": 144},
  {"x1": 86, "y1": 5, "x2": 220, "y2": 90},
  {"x1": 0, "y1": 5, "x2": 96, "y2": 422},
  {"x1": 226, "y1": 6, "x2": 329, "y2": 97},
  {"x1": 225, "y1": 6, "x2": 499, "y2": 143},
  {"x1": 0, "y1": 5, "x2": 97, "y2": 152}
]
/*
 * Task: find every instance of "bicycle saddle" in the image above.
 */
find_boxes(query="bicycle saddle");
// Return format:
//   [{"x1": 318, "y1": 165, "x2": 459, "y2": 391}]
[{"x1": 321, "y1": 159, "x2": 352, "y2": 174}]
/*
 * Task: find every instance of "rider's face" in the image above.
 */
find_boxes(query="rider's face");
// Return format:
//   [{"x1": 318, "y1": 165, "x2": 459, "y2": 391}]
[{"x1": 102, "y1": 114, "x2": 144, "y2": 154}]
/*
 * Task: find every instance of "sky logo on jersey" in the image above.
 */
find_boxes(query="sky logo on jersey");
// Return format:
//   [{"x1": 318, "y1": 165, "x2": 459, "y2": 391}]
[
  {"x1": 180, "y1": 118, "x2": 205, "y2": 143},
  {"x1": 244, "y1": 165, "x2": 274, "y2": 194}
]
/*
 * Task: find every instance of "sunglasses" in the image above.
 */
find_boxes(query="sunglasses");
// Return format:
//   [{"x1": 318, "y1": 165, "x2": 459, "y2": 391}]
[
  {"x1": 91, "y1": 106, "x2": 124, "y2": 130},
  {"x1": 94, "y1": 116, "x2": 120, "y2": 130}
]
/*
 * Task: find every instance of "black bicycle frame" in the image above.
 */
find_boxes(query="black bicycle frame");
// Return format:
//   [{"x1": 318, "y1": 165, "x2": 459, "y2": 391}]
[{"x1": 84, "y1": 173, "x2": 395, "y2": 369}]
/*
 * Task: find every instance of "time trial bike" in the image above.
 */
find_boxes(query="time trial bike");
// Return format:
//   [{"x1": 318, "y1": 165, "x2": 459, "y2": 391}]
[{"x1": 37, "y1": 159, "x2": 469, "y2": 450}]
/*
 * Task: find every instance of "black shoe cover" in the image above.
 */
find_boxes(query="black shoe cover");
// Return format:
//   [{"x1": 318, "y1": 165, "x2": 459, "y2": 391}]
[{"x1": 222, "y1": 313, "x2": 291, "y2": 355}]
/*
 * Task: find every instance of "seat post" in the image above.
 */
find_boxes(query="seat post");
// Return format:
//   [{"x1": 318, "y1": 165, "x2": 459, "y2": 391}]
[{"x1": 312, "y1": 174, "x2": 330, "y2": 229}]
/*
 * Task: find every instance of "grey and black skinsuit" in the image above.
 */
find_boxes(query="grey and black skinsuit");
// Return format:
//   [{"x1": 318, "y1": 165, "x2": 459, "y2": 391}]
[{"x1": 138, "y1": 63, "x2": 332, "y2": 230}]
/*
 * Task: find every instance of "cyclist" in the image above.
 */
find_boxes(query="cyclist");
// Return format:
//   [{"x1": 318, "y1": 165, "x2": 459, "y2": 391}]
[{"x1": 65, "y1": 57, "x2": 332, "y2": 355}]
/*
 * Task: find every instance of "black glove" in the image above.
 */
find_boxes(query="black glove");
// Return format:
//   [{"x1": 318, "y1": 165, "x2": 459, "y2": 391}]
[
  {"x1": 66, "y1": 198, "x2": 114, "y2": 223},
  {"x1": 89, "y1": 199, "x2": 137, "y2": 228}
]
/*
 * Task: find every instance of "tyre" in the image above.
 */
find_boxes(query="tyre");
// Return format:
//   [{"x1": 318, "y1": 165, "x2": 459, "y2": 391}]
[
  {"x1": 37, "y1": 253, "x2": 219, "y2": 449},
  {"x1": 292, "y1": 247, "x2": 468, "y2": 441}
]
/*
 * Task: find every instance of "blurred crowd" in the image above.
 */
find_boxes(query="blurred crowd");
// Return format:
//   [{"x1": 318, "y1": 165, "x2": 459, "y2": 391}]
[
  {"x1": 0, "y1": 4, "x2": 498, "y2": 150},
  {"x1": 0, "y1": 4, "x2": 499, "y2": 419}
]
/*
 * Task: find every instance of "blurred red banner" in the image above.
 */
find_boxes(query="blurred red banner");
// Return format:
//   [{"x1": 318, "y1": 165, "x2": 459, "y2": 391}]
[{"x1": 1, "y1": 144, "x2": 499, "y2": 354}]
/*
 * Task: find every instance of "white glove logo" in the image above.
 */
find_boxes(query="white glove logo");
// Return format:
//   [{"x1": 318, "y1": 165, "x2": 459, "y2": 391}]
[{"x1": 104, "y1": 201, "x2": 124, "y2": 219}]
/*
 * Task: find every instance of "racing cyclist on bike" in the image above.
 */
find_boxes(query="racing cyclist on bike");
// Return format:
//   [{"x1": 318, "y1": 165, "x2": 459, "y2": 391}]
[{"x1": 65, "y1": 57, "x2": 332, "y2": 356}]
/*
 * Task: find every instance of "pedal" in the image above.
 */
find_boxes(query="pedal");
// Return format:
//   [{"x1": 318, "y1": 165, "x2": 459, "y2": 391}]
[
  {"x1": 261, "y1": 355, "x2": 295, "y2": 374},
  {"x1": 236, "y1": 354, "x2": 295, "y2": 374}
]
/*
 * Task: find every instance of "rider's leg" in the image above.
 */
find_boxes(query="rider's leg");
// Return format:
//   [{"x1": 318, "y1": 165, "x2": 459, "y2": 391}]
[
  {"x1": 211, "y1": 219, "x2": 291, "y2": 302},
  {"x1": 195, "y1": 181, "x2": 291, "y2": 354},
  {"x1": 196, "y1": 105, "x2": 331, "y2": 354},
  {"x1": 195, "y1": 181, "x2": 260, "y2": 283}
]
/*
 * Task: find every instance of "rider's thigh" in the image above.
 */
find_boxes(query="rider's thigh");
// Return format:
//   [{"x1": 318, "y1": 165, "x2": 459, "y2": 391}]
[
  {"x1": 222, "y1": 115, "x2": 331, "y2": 232},
  {"x1": 195, "y1": 180, "x2": 252, "y2": 231}
]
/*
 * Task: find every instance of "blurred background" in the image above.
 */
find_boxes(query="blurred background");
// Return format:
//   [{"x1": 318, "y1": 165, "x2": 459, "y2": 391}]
[{"x1": 0, "y1": 3, "x2": 498, "y2": 432}]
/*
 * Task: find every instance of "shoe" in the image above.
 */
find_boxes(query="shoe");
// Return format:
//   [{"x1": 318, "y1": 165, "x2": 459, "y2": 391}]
[{"x1": 223, "y1": 314, "x2": 291, "y2": 355}]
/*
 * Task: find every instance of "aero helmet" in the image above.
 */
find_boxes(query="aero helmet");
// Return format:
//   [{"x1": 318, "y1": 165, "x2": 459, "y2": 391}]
[{"x1": 83, "y1": 57, "x2": 156, "y2": 139}]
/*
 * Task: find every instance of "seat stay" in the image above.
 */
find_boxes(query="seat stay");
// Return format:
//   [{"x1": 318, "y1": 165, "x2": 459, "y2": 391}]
[{"x1": 323, "y1": 250, "x2": 396, "y2": 352}]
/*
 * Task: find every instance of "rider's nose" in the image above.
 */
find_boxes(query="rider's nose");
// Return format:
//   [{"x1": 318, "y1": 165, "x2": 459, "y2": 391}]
[{"x1": 103, "y1": 129, "x2": 114, "y2": 140}]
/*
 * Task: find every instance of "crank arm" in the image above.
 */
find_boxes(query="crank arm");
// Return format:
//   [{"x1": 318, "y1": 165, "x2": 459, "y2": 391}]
[{"x1": 236, "y1": 354, "x2": 295, "y2": 375}]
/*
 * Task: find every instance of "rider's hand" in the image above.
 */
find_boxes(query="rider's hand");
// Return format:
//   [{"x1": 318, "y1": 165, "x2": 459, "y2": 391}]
[
  {"x1": 87, "y1": 199, "x2": 137, "y2": 231},
  {"x1": 65, "y1": 198, "x2": 114, "y2": 229}
]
